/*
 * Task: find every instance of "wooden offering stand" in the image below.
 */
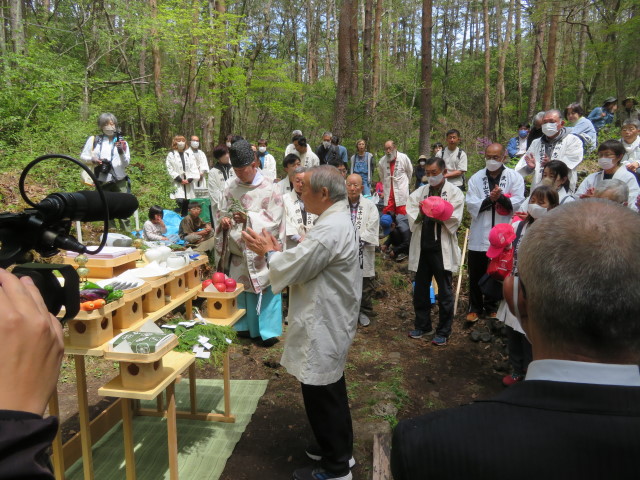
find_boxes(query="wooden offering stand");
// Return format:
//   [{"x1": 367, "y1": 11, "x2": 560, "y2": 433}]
[
  {"x1": 198, "y1": 284, "x2": 246, "y2": 327},
  {"x1": 62, "y1": 251, "x2": 141, "y2": 278}
]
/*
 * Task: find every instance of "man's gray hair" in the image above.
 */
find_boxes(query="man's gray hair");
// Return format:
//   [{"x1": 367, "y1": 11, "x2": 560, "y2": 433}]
[
  {"x1": 545, "y1": 108, "x2": 564, "y2": 120},
  {"x1": 594, "y1": 179, "x2": 629, "y2": 204},
  {"x1": 292, "y1": 129, "x2": 303, "y2": 137},
  {"x1": 293, "y1": 166, "x2": 309, "y2": 175},
  {"x1": 323, "y1": 131, "x2": 333, "y2": 138},
  {"x1": 518, "y1": 199, "x2": 640, "y2": 361},
  {"x1": 532, "y1": 111, "x2": 545, "y2": 126},
  {"x1": 308, "y1": 165, "x2": 347, "y2": 203},
  {"x1": 622, "y1": 118, "x2": 640, "y2": 129},
  {"x1": 97, "y1": 112, "x2": 118, "y2": 128}
]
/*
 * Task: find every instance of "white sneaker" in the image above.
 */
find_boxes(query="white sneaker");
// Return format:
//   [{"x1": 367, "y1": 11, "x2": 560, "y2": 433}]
[{"x1": 359, "y1": 313, "x2": 371, "y2": 327}]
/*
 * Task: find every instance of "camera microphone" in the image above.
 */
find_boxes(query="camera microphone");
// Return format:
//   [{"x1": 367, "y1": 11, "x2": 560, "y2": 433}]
[{"x1": 35, "y1": 191, "x2": 139, "y2": 223}]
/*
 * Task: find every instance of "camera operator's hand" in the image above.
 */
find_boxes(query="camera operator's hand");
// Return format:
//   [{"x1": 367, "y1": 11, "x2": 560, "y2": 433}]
[{"x1": 0, "y1": 270, "x2": 64, "y2": 417}]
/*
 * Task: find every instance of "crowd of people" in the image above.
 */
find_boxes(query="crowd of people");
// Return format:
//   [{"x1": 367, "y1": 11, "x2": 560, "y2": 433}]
[{"x1": 57, "y1": 100, "x2": 640, "y2": 479}]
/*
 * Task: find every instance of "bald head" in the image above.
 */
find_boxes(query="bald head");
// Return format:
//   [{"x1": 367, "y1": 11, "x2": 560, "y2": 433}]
[
  {"x1": 518, "y1": 199, "x2": 640, "y2": 362},
  {"x1": 346, "y1": 174, "x2": 363, "y2": 203},
  {"x1": 485, "y1": 143, "x2": 505, "y2": 159}
]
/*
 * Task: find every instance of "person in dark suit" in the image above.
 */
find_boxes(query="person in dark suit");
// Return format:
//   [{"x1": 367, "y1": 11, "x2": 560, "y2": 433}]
[{"x1": 391, "y1": 199, "x2": 640, "y2": 480}]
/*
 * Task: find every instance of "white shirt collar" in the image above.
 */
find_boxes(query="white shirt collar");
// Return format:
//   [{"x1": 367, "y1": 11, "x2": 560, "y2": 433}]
[{"x1": 526, "y1": 359, "x2": 640, "y2": 386}]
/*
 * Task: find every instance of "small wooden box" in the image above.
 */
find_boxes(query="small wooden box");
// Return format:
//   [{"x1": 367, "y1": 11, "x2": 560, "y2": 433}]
[
  {"x1": 185, "y1": 264, "x2": 202, "y2": 289},
  {"x1": 119, "y1": 359, "x2": 165, "y2": 390},
  {"x1": 141, "y1": 277, "x2": 168, "y2": 312},
  {"x1": 199, "y1": 285, "x2": 244, "y2": 319},
  {"x1": 63, "y1": 251, "x2": 141, "y2": 279},
  {"x1": 68, "y1": 313, "x2": 114, "y2": 348},
  {"x1": 112, "y1": 284, "x2": 150, "y2": 330},
  {"x1": 165, "y1": 273, "x2": 187, "y2": 299}
]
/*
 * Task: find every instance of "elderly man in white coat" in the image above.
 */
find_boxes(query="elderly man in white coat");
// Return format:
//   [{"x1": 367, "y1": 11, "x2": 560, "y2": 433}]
[
  {"x1": 346, "y1": 174, "x2": 379, "y2": 327},
  {"x1": 516, "y1": 109, "x2": 584, "y2": 192},
  {"x1": 283, "y1": 167, "x2": 317, "y2": 250},
  {"x1": 406, "y1": 157, "x2": 465, "y2": 345},
  {"x1": 242, "y1": 165, "x2": 361, "y2": 480},
  {"x1": 466, "y1": 143, "x2": 525, "y2": 323},
  {"x1": 379, "y1": 140, "x2": 413, "y2": 216}
]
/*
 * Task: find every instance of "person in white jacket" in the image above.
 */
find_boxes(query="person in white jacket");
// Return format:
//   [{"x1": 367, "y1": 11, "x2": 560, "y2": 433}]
[
  {"x1": 188, "y1": 135, "x2": 210, "y2": 192},
  {"x1": 166, "y1": 135, "x2": 199, "y2": 216},
  {"x1": 407, "y1": 158, "x2": 465, "y2": 345},
  {"x1": 576, "y1": 139, "x2": 639, "y2": 210},
  {"x1": 241, "y1": 165, "x2": 361, "y2": 480},
  {"x1": 379, "y1": 140, "x2": 413, "y2": 216},
  {"x1": 466, "y1": 143, "x2": 524, "y2": 323},
  {"x1": 346, "y1": 174, "x2": 379, "y2": 327},
  {"x1": 516, "y1": 109, "x2": 584, "y2": 192},
  {"x1": 256, "y1": 139, "x2": 277, "y2": 180},
  {"x1": 283, "y1": 167, "x2": 317, "y2": 250}
]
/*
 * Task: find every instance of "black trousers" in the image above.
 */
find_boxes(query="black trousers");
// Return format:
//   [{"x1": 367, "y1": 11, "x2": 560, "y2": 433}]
[
  {"x1": 468, "y1": 250, "x2": 498, "y2": 315},
  {"x1": 300, "y1": 375, "x2": 353, "y2": 475},
  {"x1": 413, "y1": 248, "x2": 454, "y2": 336},
  {"x1": 360, "y1": 276, "x2": 374, "y2": 316},
  {"x1": 506, "y1": 325, "x2": 533, "y2": 375},
  {"x1": 176, "y1": 198, "x2": 189, "y2": 217}
]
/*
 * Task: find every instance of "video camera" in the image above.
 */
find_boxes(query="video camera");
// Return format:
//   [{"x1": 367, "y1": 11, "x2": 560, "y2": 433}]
[{"x1": 0, "y1": 154, "x2": 139, "y2": 321}]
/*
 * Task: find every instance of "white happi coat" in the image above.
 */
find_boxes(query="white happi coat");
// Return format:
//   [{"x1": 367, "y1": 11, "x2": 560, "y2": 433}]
[
  {"x1": 215, "y1": 172, "x2": 285, "y2": 293},
  {"x1": 207, "y1": 164, "x2": 236, "y2": 221},
  {"x1": 378, "y1": 152, "x2": 413, "y2": 207},
  {"x1": 466, "y1": 167, "x2": 525, "y2": 252},
  {"x1": 277, "y1": 177, "x2": 294, "y2": 196},
  {"x1": 515, "y1": 132, "x2": 584, "y2": 192},
  {"x1": 189, "y1": 148, "x2": 210, "y2": 189},
  {"x1": 349, "y1": 195, "x2": 379, "y2": 278},
  {"x1": 576, "y1": 167, "x2": 640, "y2": 211},
  {"x1": 166, "y1": 149, "x2": 200, "y2": 200},
  {"x1": 283, "y1": 190, "x2": 317, "y2": 250},
  {"x1": 295, "y1": 149, "x2": 320, "y2": 169},
  {"x1": 406, "y1": 180, "x2": 465, "y2": 273},
  {"x1": 269, "y1": 200, "x2": 362, "y2": 385},
  {"x1": 622, "y1": 137, "x2": 640, "y2": 167},
  {"x1": 259, "y1": 153, "x2": 277, "y2": 180}
]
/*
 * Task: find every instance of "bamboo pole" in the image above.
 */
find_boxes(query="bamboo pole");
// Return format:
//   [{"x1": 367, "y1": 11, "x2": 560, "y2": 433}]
[{"x1": 454, "y1": 228, "x2": 470, "y2": 316}]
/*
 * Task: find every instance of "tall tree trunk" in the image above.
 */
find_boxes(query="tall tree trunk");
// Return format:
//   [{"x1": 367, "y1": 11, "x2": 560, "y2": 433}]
[
  {"x1": 461, "y1": 3, "x2": 468, "y2": 62},
  {"x1": 9, "y1": 0, "x2": 24, "y2": 54},
  {"x1": 418, "y1": 0, "x2": 433, "y2": 157},
  {"x1": 150, "y1": 0, "x2": 169, "y2": 146},
  {"x1": 333, "y1": 0, "x2": 354, "y2": 137},
  {"x1": 306, "y1": 0, "x2": 317, "y2": 83},
  {"x1": 349, "y1": 4, "x2": 359, "y2": 97},
  {"x1": 371, "y1": 0, "x2": 382, "y2": 106},
  {"x1": 576, "y1": 7, "x2": 588, "y2": 105},
  {"x1": 541, "y1": 8, "x2": 559, "y2": 111},
  {"x1": 362, "y1": 0, "x2": 374, "y2": 141},
  {"x1": 527, "y1": 13, "x2": 545, "y2": 119},
  {"x1": 515, "y1": 0, "x2": 522, "y2": 119},
  {"x1": 490, "y1": 0, "x2": 514, "y2": 138},
  {"x1": 482, "y1": 0, "x2": 491, "y2": 138},
  {"x1": 217, "y1": 0, "x2": 235, "y2": 143},
  {"x1": 185, "y1": 0, "x2": 200, "y2": 135}
]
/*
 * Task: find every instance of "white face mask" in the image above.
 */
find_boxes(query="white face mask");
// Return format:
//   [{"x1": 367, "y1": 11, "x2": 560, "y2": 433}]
[
  {"x1": 258, "y1": 146, "x2": 267, "y2": 153},
  {"x1": 427, "y1": 173, "x2": 444, "y2": 187},
  {"x1": 226, "y1": 142, "x2": 232, "y2": 148},
  {"x1": 191, "y1": 141, "x2": 199, "y2": 149},
  {"x1": 485, "y1": 159, "x2": 503, "y2": 172},
  {"x1": 177, "y1": 142, "x2": 186, "y2": 149},
  {"x1": 597, "y1": 157, "x2": 616, "y2": 170},
  {"x1": 102, "y1": 126, "x2": 116, "y2": 135},
  {"x1": 323, "y1": 141, "x2": 331, "y2": 149},
  {"x1": 542, "y1": 122, "x2": 559, "y2": 137},
  {"x1": 527, "y1": 203, "x2": 548, "y2": 219}
]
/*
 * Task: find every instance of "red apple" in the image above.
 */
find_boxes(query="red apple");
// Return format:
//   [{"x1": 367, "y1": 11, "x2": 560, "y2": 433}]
[
  {"x1": 214, "y1": 282, "x2": 227, "y2": 292},
  {"x1": 202, "y1": 279, "x2": 213, "y2": 290},
  {"x1": 212, "y1": 272, "x2": 226, "y2": 284},
  {"x1": 224, "y1": 278, "x2": 237, "y2": 292}
]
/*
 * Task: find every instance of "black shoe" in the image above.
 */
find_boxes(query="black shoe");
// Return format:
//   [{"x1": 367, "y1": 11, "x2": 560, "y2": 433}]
[
  {"x1": 305, "y1": 445, "x2": 355, "y2": 468},
  {"x1": 293, "y1": 465, "x2": 352, "y2": 480},
  {"x1": 261, "y1": 337, "x2": 279, "y2": 347}
]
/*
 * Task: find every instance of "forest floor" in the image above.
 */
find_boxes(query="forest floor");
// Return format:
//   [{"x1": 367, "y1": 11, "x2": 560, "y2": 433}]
[{"x1": 55, "y1": 253, "x2": 510, "y2": 480}]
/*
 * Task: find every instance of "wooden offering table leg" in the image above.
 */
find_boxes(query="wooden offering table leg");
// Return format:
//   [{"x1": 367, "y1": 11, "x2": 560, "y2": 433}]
[
  {"x1": 189, "y1": 364, "x2": 197, "y2": 414},
  {"x1": 185, "y1": 297, "x2": 193, "y2": 319},
  {"x1": 166, "y1": 382, "x2": 179, "y2": 480},
  {"x1": 74, "y1": 355, "x2": 94, "y2": 480},
  {"x1": 48, "y1": 391, "x2": 65, "y2": 480},
  {"x1": 156, "y1": 392, "x2": 164, "y2": 412},
  {"x1": 223, "y1": 350, "x2": 231, "y2": 417},
  {"x1": 121, "y1": 399, "x2": 137, "y2": 480}
]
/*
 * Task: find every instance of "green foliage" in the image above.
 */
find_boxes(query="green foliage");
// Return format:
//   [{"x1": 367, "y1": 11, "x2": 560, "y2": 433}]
[{"x1": 162, "y1": 317, "x2": 237, "y2": 367}]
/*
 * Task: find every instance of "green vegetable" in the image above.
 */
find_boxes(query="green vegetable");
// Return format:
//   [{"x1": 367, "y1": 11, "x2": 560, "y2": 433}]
[
  {"x1": 81, "y1": 281, "x2": 103, "y2": 290},
  {"x1": 106, "y1": 289, "x2": 124, "y2": 303}
]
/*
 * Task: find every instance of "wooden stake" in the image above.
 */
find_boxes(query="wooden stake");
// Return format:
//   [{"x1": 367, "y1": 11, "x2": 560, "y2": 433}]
[{"x1": 454, "y1": 228, "x2": 470, "y2": 316}]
